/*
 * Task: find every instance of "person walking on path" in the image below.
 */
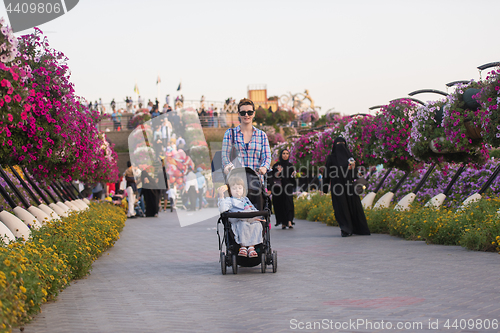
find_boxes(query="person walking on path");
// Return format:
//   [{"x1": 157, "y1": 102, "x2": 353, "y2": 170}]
[
  {"x1": 184, "y1": 167, "x2": 199, "y2": 211},
  {"x1": 323, "y1": 137, "x2": 370, "y2": 237},
  {"x1": 221, "y1": 98, "x2": 271, "y2": 179},
  {"x1": 196, "y1": 167, "x2": 207, "y2": 209},
  {"x1": 271, "y1": 149, "x2": 296, "y2": 229},
  {"x1": 141, "y1": 170, "x2": 159, "y2": 217}
]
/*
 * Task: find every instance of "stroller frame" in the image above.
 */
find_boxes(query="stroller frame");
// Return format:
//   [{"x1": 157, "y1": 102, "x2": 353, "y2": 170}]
[{"x1": 216, "y1": 167, "x2": 277, "y2": 274}]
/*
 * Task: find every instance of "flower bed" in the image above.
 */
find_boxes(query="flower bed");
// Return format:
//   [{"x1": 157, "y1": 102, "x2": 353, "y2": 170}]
[
  {"x1": 366, "y1": 161, "x2": 500, "y2": 208},
  {"x1": 294, "y1": 193, "x2": 500, "y2": 253},
  {"x1": 0, "y1": 202, "x2": 126, "y2": 331}
]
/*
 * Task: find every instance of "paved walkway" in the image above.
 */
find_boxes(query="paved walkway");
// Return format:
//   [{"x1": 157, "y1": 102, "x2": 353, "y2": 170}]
[{"x1": 22, "y1": 210, "x2": 500, "y2": 332}]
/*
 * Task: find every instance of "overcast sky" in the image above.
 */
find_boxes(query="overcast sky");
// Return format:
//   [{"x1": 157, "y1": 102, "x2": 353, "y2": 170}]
[{"x1": 1, "y1": 0, "x2": 499, "y2": 115}]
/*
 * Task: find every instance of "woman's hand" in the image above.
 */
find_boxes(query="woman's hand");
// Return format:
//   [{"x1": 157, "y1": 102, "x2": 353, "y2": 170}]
[
  {"x1": 224, "y1": 164, "x2": 234, "y2": 175},
  {"x1": 258, "y1": 167, "x2": 267, "y2": 175},
  {"x1": 276, "y1": 165, "x2": 283, "y2": 176}
]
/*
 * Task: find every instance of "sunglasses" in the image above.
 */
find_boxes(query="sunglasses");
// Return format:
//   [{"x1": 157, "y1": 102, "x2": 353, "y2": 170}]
[{"x1": 238, "y1": 110, "x2": 254, "y2": 116}]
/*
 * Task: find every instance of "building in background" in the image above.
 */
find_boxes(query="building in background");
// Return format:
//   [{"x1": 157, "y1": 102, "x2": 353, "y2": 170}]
[{"x1": 247, "y1": 84, "x2": 278, "y2": 112}]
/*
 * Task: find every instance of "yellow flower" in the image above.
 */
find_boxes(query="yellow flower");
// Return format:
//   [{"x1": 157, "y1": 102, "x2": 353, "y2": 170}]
[{"x1": 20, "y1": 286, "x2": 26, "y2": 293}]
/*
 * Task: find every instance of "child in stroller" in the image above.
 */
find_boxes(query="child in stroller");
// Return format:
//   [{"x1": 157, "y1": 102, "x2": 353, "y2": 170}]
[
  {"x1": 217, "y1": 167, "x2": 277, "y2": 274},
  {"x1": 218, "y1": 176, "x2": 265, "y2": 258}
]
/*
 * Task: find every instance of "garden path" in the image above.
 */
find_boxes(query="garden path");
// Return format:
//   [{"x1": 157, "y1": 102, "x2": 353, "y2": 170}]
[{"x1": 22, "y1": 211, "x2": 500, "y2": 332}]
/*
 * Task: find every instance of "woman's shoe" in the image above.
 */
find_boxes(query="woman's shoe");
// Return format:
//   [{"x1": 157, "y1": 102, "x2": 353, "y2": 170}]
[
  {"x1": 288, "y1": 225, "x2": 293, "y2": 229},
  {"x1": 341, "y1": 231, "x2": 352, "y2": 237},
  {"x1": 282, "y1": 225, "x2": 287, "y2": 229}
]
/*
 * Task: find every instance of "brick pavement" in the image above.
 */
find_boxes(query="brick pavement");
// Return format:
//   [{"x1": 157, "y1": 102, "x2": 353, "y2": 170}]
[{"x1": 21, "y1": 209, "x2": 500, "y2": 333}]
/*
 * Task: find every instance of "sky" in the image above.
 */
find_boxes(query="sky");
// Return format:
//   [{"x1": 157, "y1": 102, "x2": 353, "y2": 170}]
[{"x1": 0, "y1": 0, "x2": 499, "y2": 115}]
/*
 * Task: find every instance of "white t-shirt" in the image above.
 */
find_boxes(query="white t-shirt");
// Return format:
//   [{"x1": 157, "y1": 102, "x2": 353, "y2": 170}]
[{"x1": 167, "y1": 188, "x2": 176, "y2": 200}]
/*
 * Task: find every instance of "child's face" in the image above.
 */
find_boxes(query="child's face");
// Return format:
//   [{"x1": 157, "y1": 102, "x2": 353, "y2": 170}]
[{"x1": 231, "y1": 184, "x2": 244, "y2": 198}]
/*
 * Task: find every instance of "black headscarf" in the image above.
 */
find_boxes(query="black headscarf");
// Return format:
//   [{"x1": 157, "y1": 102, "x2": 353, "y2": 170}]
[
  {"x1": 277, "y1": 149, "x2": 292, "y2": 167},
  {"x1": 330, "y1": 137, "x2": 352, "y2": 169},
  {"x1": 273, "y1": 149, "x2": 294, "y2": 180}
]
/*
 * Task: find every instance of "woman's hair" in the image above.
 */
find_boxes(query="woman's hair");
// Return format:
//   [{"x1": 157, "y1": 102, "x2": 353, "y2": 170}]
[
  {"x1": 237, "y1": 98, "x2": 255, "y2": 112},
  {"x1": 127, "y1": 161, "x2": 132, "y2": 168},
  {"x1": 227, "y1": 175, "x2": 247, "y2": 196}
]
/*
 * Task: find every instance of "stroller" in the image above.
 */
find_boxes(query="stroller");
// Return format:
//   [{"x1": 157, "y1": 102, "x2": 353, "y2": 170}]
[{"x1": 216, "y1": 167, "x2": 277, "y2": 274}]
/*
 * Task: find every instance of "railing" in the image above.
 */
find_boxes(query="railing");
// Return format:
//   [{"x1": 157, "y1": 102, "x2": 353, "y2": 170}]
[
  {"x1": 97, "y1": 113, "x2": 243, "y2": 132},
  {"x1": 90, "y1": 99, "x2": 241, "y2": 115},
  {"x1": 98, "y1": 114, "x2": 135, "y2": 132}
]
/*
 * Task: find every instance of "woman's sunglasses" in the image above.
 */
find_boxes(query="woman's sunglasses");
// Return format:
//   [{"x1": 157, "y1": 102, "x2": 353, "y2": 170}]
[{"x1": 238, "y1": 110, "x2": 254, "y2": 116}]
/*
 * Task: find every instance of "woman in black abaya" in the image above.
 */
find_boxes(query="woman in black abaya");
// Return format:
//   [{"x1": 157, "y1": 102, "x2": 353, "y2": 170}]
[
  {"x1": 271, "y1": 149, "x2": 296, "y2": 229},
  {"x1": 141, "y1": 170, "x2": 159, "y2": 217},
  {"x1": 324, "y1": 137, "x2": 370, "y2": 237}
]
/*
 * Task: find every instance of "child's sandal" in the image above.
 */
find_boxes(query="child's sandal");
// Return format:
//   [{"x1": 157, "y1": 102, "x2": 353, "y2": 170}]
[
  {"x1": 247, "y1": 246, "x2": 257, "y2": 258},
  {"x1": 238, "y1": 247, "x2": 248, "y2": 257}
]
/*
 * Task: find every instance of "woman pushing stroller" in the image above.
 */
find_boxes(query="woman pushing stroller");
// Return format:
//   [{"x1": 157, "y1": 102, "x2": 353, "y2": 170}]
[
  {"x1": 218, "y1": 175, "x2": 265, "y2": 258},
  {"x1": 221, "y1": 98, "x2": 271, "y2": 179}
]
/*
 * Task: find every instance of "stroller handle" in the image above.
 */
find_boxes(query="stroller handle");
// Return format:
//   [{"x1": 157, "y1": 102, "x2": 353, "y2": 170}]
[{"x1": 222, "y1": 210, "x2": 270, "y2": 219}]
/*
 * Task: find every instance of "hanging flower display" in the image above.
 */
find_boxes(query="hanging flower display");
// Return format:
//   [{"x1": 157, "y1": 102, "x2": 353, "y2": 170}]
[
  {"x1": 289, "y1": 131, "x2": 320, "y2": 173},
  {"x1": 473, "y1": 69, "x2": 500, "y2": 147},
  {"x1": 342, "y1": 114, "x2": 381, "y2": 167},
  {"x1": 374, "y1": 99, "x2": 418, "y2": 171}
]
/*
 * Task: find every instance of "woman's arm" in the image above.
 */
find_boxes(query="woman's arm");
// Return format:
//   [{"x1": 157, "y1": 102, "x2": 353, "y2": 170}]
[{"x1": 259, "y1": 132, "x2": 272, "y2": 174}]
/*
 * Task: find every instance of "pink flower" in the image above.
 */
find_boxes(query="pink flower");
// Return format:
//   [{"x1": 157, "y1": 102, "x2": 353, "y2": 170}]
[
  {"x1": 4, "y1": 95, "x2": 11, "y2": 103},
  {"x1": 7, "y1": 114, "x2": 13, "y2": 122}
]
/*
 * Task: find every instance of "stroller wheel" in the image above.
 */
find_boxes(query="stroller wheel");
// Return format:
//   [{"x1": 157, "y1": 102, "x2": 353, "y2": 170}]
[
  {"x1": 272, "y1": 250, "x2": 278, "y2": 273},
  {"x1": 261, "y1": 252, "x2": 267, "y2": 273},
  {"x1": 231, "y1": 254, "x2": 238, "y2": 274},
  {"x1": 220, "y1": 252, "x2": 226, "y2": 275}
]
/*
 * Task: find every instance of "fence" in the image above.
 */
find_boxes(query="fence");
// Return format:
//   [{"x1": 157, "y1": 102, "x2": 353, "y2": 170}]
[
  {"x1": 90, "y1": 99, "x2": 242, "y2": 115},
  {"x1": 98, "y1": 112, "x2": 243, "y2": 132}
]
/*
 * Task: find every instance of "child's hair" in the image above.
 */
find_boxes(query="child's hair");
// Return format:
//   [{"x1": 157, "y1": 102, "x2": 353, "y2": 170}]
[{"x1": 227, "y1": 175, "x2": 247, "y2": 197}]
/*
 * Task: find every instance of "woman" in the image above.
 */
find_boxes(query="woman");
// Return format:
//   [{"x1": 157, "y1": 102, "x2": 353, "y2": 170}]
[
  {"x1": 324, "y1": 137, "x2": 370, "y2": 237},
  {"x1": 221, "y1": 98, "x2": 271, "y2": 178},
  {"x1": 124, "y1": 161, "x2": 137, "y2": 193},
  {"x1": 271, "y1": 149, "x2": 296, "y2": 229},
  {"x1": 141, "y1": 170, "x2": 159, "y2": 217}
]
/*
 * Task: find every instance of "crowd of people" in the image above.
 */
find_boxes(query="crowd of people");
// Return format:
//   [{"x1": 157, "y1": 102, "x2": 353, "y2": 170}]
[
  {"x1": 93, "y1": 95, "x2": 251, "y2": 133},
  {"x1": 93, "y1": 96, "x2": 370, "y2": 251}
]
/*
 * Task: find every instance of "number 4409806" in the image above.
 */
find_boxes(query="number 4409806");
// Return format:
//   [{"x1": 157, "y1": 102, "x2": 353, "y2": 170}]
[
  {"x1": 6, "y1": 2, "x2": 61, "y2": 14},
  {"x1": 444, "y1": 319, "x2": 498, "y2": 330}
]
